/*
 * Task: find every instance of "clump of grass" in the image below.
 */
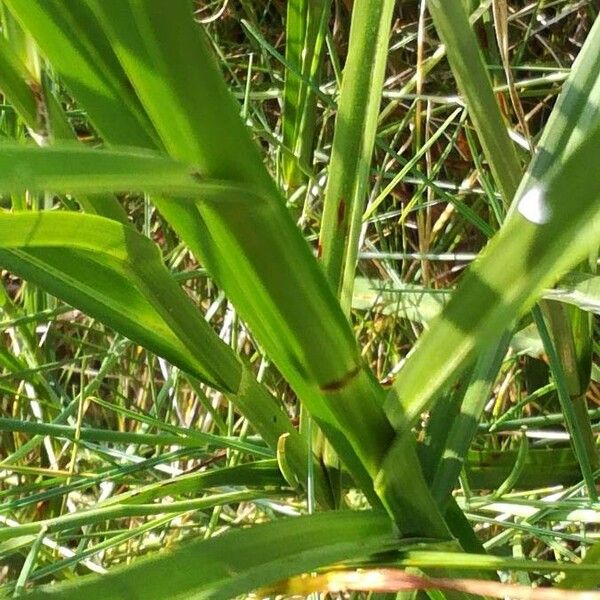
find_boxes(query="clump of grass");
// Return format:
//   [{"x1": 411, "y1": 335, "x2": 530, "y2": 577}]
[{"x1": 0, "y1": 1, "x2": 599, "y2": 598}]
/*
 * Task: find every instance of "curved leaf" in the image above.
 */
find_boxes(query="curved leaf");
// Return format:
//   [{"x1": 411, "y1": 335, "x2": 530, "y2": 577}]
[
  {"x1": 25, "y1": 511, "x2": 398, "y2": 600},
  {"x1": 0, "y1": 210, "x2": 240, "y2": 391},
  {"x1": 0, "y1": 207, "x2": 331, "y2": 505}
]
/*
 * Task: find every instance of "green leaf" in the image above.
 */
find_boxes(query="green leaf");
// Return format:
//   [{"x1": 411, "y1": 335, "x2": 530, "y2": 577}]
[
  {"x1": 281, "y1": 0, "x2": 332, "y2": 187},
  {"x1": 385, "y1": 122, "x2": 600, "y2": 431},
  {"x1": 507, "y1": 16, "x2": 600, "y2": 217},
  {"x1": 0, "y1": 489, "x2": 276, "y2": 543},
  {"x1": 319, "y1": 0, "x2": 396, "y2": 311},
  {"x1": 0, "y1": 210, "x2": 240, "y2": 391},
  {"x1": 425, "y1": 0, "x2": 521, "y2": 203},
  {"x1": 4, "y1": 0, "x2": 160, "y2": 148},
  {"x1": 25, "y1": 511, "x2": 399, "y2": 600},
  {"x1": 0, "y1": 32, "x2": 39, "y2": 130},
  {"x1": 0, "y1": 208, "x2": 328, "y2": 504},
  {"x1": 545, "y1": 272, "x2": 600, "y2": 315}
]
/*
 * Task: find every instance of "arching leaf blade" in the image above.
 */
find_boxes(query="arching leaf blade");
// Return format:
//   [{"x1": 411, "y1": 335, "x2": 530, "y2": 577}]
[
  {"x1": 25, "y1": 511, "x2": 399, "y2": 600},
  {"x1": 0, "y1": 211, "x2": 240, "y2": 392}
]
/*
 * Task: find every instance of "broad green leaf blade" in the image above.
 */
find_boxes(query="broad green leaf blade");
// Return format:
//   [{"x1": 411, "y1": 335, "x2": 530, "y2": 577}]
[
  {"x1": 0, "y1": 33, "x2": 39, "y2": 130},
  {"x1": 0, "y1": 211, "x2": 240, "y2": 392},
  {"x1": 385, "y1": 122, "x2": 600, "y2": 431},
  {"x1": 282, "y1": 0, "x2": 308, "y2": 184},
  {"x1": 4, "y1": 0, "x2": 160, "y2": 148},
  {"x1": 25, "y1": 511, "x2": 399, "y2": 600},
  {"x1": 0, "y1": 143, "x2": 252, "y2": 198}
]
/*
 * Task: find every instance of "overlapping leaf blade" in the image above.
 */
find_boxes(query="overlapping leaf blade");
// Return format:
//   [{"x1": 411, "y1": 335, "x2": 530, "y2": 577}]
[
  {"x1": 5, "y1": 0, "x2": 390, "y2": 512},
  {"x1": 0, "y1": 201, "x2": 327, "y2": 503},
  {"x1": 3, "y1": 0, "x2": 160, "y2": 148},
  {"x1": 385, "y1": 122, "x2": 600, "y2": 430},
  {"x1": 84, "y1": 0, "x2": 434, "y2": 520},
  {"x1": 0, "y1": 140, "x2": 446, "y2": 531},
  {"x1": 24, "y1": 511, "x2": 399, "y2": 600}
]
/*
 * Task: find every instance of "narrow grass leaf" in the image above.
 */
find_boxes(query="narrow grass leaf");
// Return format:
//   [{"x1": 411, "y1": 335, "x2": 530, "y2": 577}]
[
  {"x1": 281, "y1": 0, "x2": 332, "y2": 187},
  {"x1": 425, "y1": 0, "x2": 521, "y2": 203},
  {"x1": 319, "y1": 0, "x2": 396, "y2": 310}
]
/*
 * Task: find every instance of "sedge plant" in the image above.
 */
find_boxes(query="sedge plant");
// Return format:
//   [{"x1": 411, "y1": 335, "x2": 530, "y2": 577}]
[{"x1": 0, "y1": 1, "x2": 599, "y2": 598}]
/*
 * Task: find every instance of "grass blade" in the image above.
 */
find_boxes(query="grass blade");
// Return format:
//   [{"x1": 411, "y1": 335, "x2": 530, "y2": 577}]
[
  {"x1": 319, "y1": 0, "x2": 396, "y2": 311},
  {"x1": 24, "y1": 511, "x2": 399, "y2": 600},
  {"x1": 0, "y1": 209, "x2": 328, "y2": 503},
  {"x1": 0, "y1": 211, "x2": 238, "y2": 391},
  {"x1": 85, "y1": 0, "x2": 427, "y2": 520},
  {"x1": 425, "y1": 0, "x2": 521, "y2": 203},
  {"x1": 430, "y1": 334, "x2": 511, "y2": 506},
  {"x1": 532, "y1": 306, "x2": 598, "y2": 498},
  {"x1": 385, "y1": 122, "x2": 600, "y2": 431},
  {"x1": 281, "y1": 0, "x2": 332, "y2": 188},
  {"x1": 4, "y1": 0, "x2": 160, "y2": 148},
  {"x1": 508, "y1": 16, "x2": 600, "y2": 216}
]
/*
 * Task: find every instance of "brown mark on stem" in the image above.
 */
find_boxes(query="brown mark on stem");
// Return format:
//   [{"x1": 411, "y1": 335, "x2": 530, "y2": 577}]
[
  {"x1": 320, "y1": 365, "x2": 360, "y2": 393},
  {"x1": 27, "y1": 80, "x2": 49, "y2": 137},
  {"x1": 336, "y1": 199, "x2": 346, "y2": 226}
]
